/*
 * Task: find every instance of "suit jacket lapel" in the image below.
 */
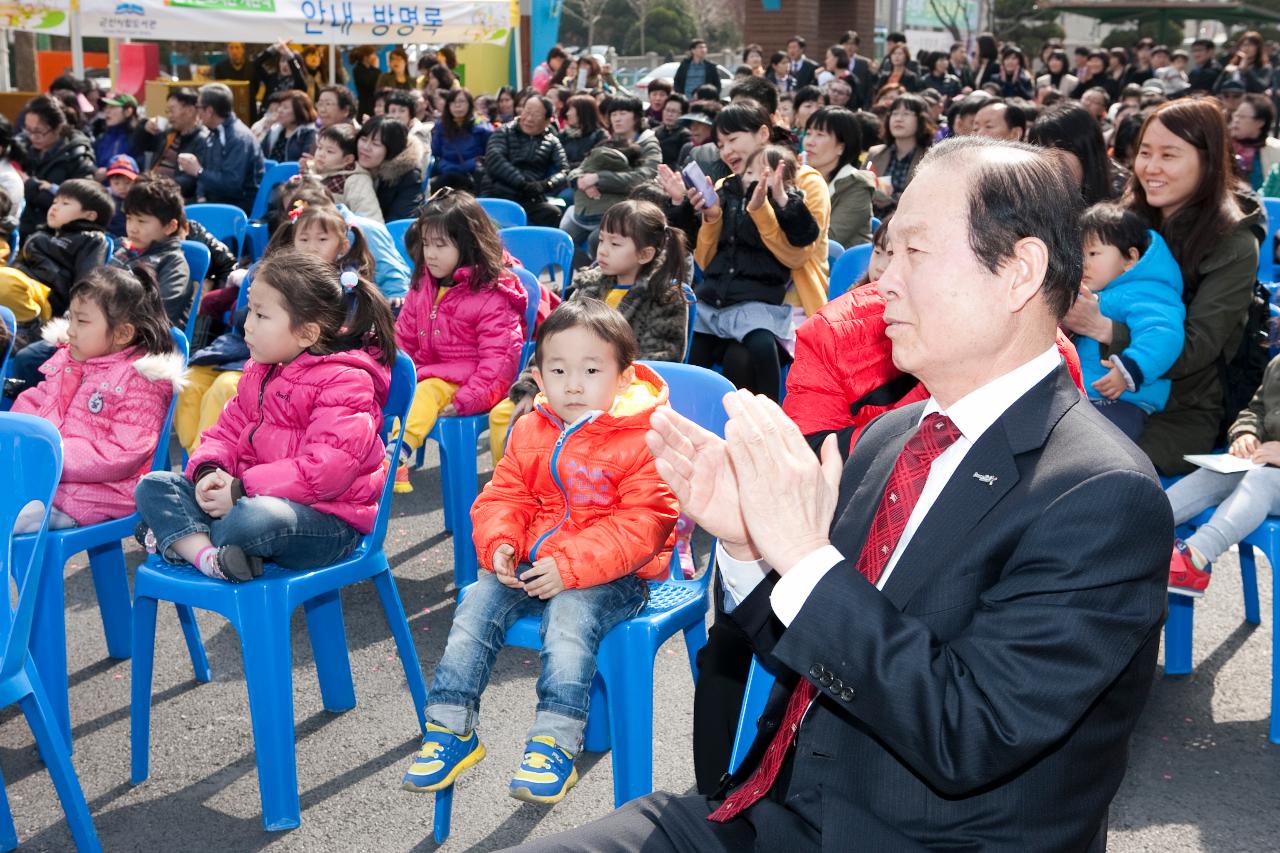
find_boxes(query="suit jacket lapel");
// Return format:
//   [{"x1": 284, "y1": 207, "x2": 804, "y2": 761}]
[{"x1": 830, "y1": 407, "x2": 920, "y2": 553}]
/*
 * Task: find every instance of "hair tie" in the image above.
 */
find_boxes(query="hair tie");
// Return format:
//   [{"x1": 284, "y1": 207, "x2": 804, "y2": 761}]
[
  {"x1": 340, "y1": 270, "x2": 359, "y2": 292},
  {"x1": 287, "y1": 200, "x2": 307, "y2": 222}
]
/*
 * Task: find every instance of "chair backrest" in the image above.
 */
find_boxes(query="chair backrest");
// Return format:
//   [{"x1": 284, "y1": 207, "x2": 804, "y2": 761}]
[
  {"x1": 262, "y1": 158, "x2": 279, "y2": 173},
  {"x1": 0, "y1": 413, "x2": 63, "y2": 683},
  {"x1": 828, "y1": 243, "x2": 874, "y2": 300},
  {"x1": 1262, "y1": 197, "x2": 1280, "y2": 283},
  {"x1": 826, "y1": 239, "x2": 845, "y2": 267},
  {"x1": 5, "y1": 227, "x2": 18, "y2": 264},
  {"x1": 186, "y1": 204, "x2": 248, "y2": 257},
  {"x1": 870, "y1": 216, "x2": 882, "y2": 234},
  {"x1": 151, "y1": 329, "x2": 190, "y2": 473},
  {"x1": 508, "y1": 266, "x2": 542, "y2": 372},
  {"x1": 385, "y1": 218, "x2": 415, "y2": 267},
  {"x1": 368, "y1": 352, "x2": 417, "y2": 550},
  {"x1": 729, "y1": 656, "x2": 778, "y2": 773},
  {"x1": 249, "y1": 161, "x2": 301, "y2": 222},
  {"x1": 0, "y1": 306, "x2": 15, "y2": 377},
  {"x1": 179, "y1": 240, "x2": 211, "y2": 342},
  {"x1": 478, "y1": 197, "x2": 528, "y2": 229},
  {"x1": 681, "y1": 283, "x2": 697, "y2": 364},
  {"x1": 501, "y1": 226, "x2": 575, "y2": 292}
]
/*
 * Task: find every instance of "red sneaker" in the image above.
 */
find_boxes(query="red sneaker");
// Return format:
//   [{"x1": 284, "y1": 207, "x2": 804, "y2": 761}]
[{"x1": 1168, "y1": 543, "x2": 1210, "y2": 598}]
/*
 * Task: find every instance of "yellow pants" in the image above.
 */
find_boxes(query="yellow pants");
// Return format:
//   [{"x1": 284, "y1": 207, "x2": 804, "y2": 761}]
[
  {"x1": 487, "y1": 397, "x2": 517, "y2": 466},
  {"x1": 0, "y1": 267, "x2": 52, "y2": 323},
  {"x1": 401, "y1": 377, "x2": 460, "y2": 453},
  {"x1": 174, "y1": 366, "x2": 243, "y2": 454}
]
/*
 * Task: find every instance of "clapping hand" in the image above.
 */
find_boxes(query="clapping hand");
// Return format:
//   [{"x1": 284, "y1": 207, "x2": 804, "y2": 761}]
[
  {"x1": 656, "y1": 164, "x2": 686, "y2": 205},
  {"x1": 747, "y1": 161, "x2": 788, "y2": 212}
]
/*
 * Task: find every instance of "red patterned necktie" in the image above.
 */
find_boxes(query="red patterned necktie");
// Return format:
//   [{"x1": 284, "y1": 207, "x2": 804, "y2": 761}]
[{"x1": 708, "y1": 412, "x2": 963, "y2": 823}]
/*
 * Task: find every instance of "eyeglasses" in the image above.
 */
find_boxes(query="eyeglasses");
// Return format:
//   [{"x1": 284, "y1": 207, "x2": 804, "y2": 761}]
[
  {"x1": 425, "y1": 185, "x2": 455, "y2": 203},
  {"x1": 24, "y1": 124, "x2": 54, "y2": 139}
]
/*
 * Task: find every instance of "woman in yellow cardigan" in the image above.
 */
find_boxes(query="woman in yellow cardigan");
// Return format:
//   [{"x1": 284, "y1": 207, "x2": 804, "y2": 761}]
[{"x1": 659, "y1": 102, "x2": 829, "y2": 400}]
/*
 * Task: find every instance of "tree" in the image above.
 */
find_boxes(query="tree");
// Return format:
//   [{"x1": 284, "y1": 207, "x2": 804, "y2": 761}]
[
  {"x1": 991, "y1": 0, "x2": 1064, "y2": 59},
  {"x1": 927, "y1": 0, "x2": 975, "y2": 44},
  {"x1": 564, "y1": 0, "x2": 611, "y2": 50},
  {"x1": 687, "y1": 0, "x2": 736, "y2": 43},
  {"x1": 624, "y1": 0, "x2": 696, "y2": 56},
  {"x1": 625, "y1": 0, "x2": 655, "y2": 54}
]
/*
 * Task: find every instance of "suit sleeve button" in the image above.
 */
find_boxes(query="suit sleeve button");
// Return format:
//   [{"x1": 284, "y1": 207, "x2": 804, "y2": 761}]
[
  {"x1": 840, "y1": 688, "x2": 855, "y2": 702},
  {"x1": 809, "y1": 664, "x2": 823, "y2": 678}
]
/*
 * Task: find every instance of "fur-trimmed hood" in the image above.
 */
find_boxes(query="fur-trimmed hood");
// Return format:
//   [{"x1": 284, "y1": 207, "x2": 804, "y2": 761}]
[
  {"x1": 41, "y1": 318, "x2": 188, "y2": 392},
  {"x1": 371, "y1": 135, "x2": 425, "y2": 185}
]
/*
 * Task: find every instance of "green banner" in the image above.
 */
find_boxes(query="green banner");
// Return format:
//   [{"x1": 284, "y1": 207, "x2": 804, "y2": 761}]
[{"x1": 168, "y1": 0, "x2": 276, "y2": 12}]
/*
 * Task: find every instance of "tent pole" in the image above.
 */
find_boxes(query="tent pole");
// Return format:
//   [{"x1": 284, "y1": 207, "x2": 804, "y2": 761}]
[
  {"x1": 329, "y1": 41, "x2": 336, "y2": 84},
  {"x1": 0, "y1": 31, "x2": 10, "y2": 93},
  {"x1": 70, "y1": 0, "x2": 85, "y2": 77}
]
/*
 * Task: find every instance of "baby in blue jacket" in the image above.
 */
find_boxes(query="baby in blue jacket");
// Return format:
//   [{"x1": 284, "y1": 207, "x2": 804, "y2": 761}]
[{"x1": 1076, "y1": 203, "x2": 1185, "y2": 441}]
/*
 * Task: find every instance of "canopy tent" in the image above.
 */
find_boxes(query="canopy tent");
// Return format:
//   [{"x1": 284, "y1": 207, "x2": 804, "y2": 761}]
[{"x1": 1038, "y1": 0, "x2": 1280, "y2": 43}]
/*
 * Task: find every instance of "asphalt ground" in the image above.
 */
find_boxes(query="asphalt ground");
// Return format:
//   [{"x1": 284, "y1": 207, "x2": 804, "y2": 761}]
[{"x1": 0, "y1": 443, "x2": 1276, "y2": 851}]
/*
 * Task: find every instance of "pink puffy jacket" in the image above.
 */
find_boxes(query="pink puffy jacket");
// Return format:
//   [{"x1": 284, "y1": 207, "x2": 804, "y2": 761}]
[
  {"x1": 12, "y1": 319, "x2": 185, "y2": 525},
  {"x1": 186, "y1": 348, "x2": 391, "y2": 534},
  {"x1": 394, "y1": 265, "x2": 527, "y2": 416}
]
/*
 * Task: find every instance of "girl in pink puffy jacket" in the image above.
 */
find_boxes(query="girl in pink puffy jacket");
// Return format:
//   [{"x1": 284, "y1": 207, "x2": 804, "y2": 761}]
[
  {"x1": 391, "y1": 188, "x2": 527, "y2": 493},
  {"x1": 134, "y1": 249, "x2": 398, "y2": 582},
  {"x1": 13, "y1": 265, "x2": 185, "y2": 533}
]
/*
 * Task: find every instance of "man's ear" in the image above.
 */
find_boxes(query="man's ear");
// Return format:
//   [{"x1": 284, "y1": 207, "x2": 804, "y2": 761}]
[{"x1": 1006, "y1": 236, "x2": 1050, "y2": 314}]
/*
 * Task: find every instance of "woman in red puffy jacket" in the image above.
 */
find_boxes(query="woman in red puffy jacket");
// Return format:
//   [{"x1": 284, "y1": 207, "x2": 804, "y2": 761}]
[
  {"x1": 389, "y1": 189, "x2": 526, "y2": 494},
  {"x1": 134, "y1": 250, "x2": 398, "y2": 583}
]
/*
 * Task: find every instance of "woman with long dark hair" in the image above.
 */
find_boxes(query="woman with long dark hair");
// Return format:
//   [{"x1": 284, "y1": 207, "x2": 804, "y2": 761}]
[
  {"x1": 1215, "y1": 30, "x2": 1271, "y2": 94},
  {"x1": 1063, "y1": 97, "x2": 1261, "y2": 476},
  {"x1": 1027, "y1": 102, "x2": 1120, "y2": 204},
  {"x1": 557, "y1": 94, "x2": 607, "y2": 169},
  {"x1": 429, "y1": 88, "x2": 493, "y2": 192}
]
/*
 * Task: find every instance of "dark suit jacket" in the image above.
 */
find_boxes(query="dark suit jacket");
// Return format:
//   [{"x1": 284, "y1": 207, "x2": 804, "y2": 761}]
[
  {"x1": 792, "y1": 57, "x2": 820, "y2": 89},
  {"x1": 724, "y1": 365, "x2": 1171, "y2": 851}
]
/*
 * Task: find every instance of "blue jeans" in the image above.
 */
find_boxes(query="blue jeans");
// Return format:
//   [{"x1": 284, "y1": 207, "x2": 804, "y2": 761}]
[
  {"x1": 134, "y1": 470, "x2": 362, "y2": 570},
  {"x1": 427, "y1": 570, "x2": 649, "y2": 753}
]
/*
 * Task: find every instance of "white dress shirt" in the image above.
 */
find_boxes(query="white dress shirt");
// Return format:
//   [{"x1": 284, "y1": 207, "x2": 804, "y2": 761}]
[{"x1": 719, "y1": 346, "x2": 1063, "y2": 625}]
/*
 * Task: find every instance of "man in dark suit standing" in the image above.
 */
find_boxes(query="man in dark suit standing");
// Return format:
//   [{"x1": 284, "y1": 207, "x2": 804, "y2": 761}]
[
  {"x1": 511, "y1": 137, "x2": 1171, "y2": 852},
  {"x1": 786, "y1": 36, "x2": 820, "y2": 89},
  {"x1": 839, "y1": 30, "x2": 876, "y2": 111}
]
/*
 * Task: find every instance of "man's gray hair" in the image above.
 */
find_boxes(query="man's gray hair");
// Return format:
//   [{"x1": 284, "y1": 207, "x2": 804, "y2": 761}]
[{"x1": 198, "y1": 83, "x2": 235, "y2": 119}]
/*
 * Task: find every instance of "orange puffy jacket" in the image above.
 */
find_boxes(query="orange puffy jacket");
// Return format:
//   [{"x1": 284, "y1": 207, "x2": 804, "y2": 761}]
[{"x1": 470, "y1": 362, "x2": 680, "y2": 589}]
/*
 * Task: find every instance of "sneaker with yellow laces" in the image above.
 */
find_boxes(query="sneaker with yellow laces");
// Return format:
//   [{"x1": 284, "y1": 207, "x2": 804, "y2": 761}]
[
  {"x1": 508, "y1": 736, "x2": 578, "y2": 804},
  {"x1": 400, "y1": 722, "x2": 486, "y2": 792}
]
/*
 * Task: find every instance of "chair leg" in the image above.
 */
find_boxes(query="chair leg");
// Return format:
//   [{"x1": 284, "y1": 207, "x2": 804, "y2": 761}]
[
  {"x1": 0, "y1": 761, "x2": 19, "y2": 852},
  {"x1": 438, "y1": 419, "x2": 480, "y2": 590},
  {"x1": 20, "y1": 661, "x2": 102, "y2": 852},
  {"x1": 682, "y1": 618, "x2": 708, "y2": 683},
  {"x1": 1164, "y1": 593, "x2": 1194, "y2": 676},
  {"x1": 237, "y1": 603, "x2": 302, "y2": 831},
  {"x1": 1240, "y1": 544, "x2": 1262, "y2": 625},
  {"x1": 303, "y1": 591, "x2": 356, "y2": 714},
  {"x1": 29, "y1": 544, "x2": 71, "y2": 753},
  {"x1": 130, "y1": 595, "x2": 159, "y2": 785},
  {"x1": 86, "y1": 541, "x2": 133, "y2": 659},
  {"x1": 372, "y1": 570, "x2": 428, "y2": 735},
  {"x1": 1271, "y1": 550, "x2": 1280, "y2": 745},
  {"x1": 433, "y1": 786, "x2": 453, "y2": 844},
  {"x1": 175, "y1": 604, "x2": 211, "y2": 683},
  {"x1": 582, "y1": 676, "x2": 610, "y2": 753},
  {"x1": 599, "y1": 631, "x2": 655, "y2": 807}
]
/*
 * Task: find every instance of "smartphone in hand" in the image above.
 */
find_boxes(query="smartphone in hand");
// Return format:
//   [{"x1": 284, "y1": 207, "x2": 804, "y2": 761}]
[{"x1": 681, "y1": 161, "x2": 718, "y2": 209}]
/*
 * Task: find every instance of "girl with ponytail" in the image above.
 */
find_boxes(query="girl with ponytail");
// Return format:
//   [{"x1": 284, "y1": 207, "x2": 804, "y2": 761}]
[
  {"x1": 134, "y1": 249, "x2": 398, "y2": 582},
  {"x1": 13, "y1": 264, "x2": 186, "y2": 532},
  {"x1": 487, "y1": 198, "x2": 691, "y2": 464}
]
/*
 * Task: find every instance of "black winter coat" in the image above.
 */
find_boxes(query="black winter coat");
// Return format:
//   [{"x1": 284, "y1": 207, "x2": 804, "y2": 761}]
[
  {"x1": 109, "y1": 236, "x2": 194, "y2": 329},
  {"x1": 557, "y1": 127, "x2": 607, "y2": 169},
  {"x1": 479, "y1": 123, "x2": 569, "y2": 203},
  {"x1": 16, "y1": 132, "x2": 96, "y2": 239},
  {"x1": 12, "y1": 219, "x2": 111, "y2": 316}
]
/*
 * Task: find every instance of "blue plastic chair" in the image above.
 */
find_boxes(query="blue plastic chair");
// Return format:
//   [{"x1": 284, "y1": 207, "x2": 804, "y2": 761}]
[
  {"x1": 501, "y1": 226, "x2": 575, "y2": 294},
  {"x1": 185, "y1": 204, "x2": 248, "y2": 260},
  {"x1": 4, "y1": 228, "x2": 16, "y2": 264},
  {"x1": 425, "y1": 268, "x2": 541, "y2": 591},
  {"x1": 262, "y1": 158, "x2": 279, "y2": 173},
  {"x1": 729, "y1": 656, "x2": 778, "y2": 773},
  {"x1": 1163, "y1": 509, "x2": 1275, "y2": 742},
  {"x1": 477, "y1": 197, "x2": 528, "y2": 229},
  {"x1": 0, "y1": 413, "x2": 102, "y2": 851},
  {"x1": 180, "y1": 240, "x2": 211, "y2": 343},
  {"x1": 681, "y1": 283, "x2": 698, "y2": 363},
  {"x1": 129, "y1": 353, "x2": 426, "y2": 829},
  {"x1": 431, "y1": 362, "x2": 735, "y2": 842},
  {"x1": 0, "y1": 307, "x2": 14, "y2": 379},
  {"x1": 385, "y1": 218, "x2": 414, "y2": 267},
  {"x1": 130, "y1": 352, "x2": 427, "y2": 831},
  {"x1": 871, "y1": 216, "x2": 882, "y2": 233},
  {"x1": 12, "y1": 330, "x2": 193, "y2": 751},
  {"x1": 827, "y1": 238, "x2": 845, "y2": 268},
  {"x1": 1261, "y1": 197, "x2": 1280, "y2": 283},
  {"x1": 246, "y1": 161, "x2": 302, "y2": 260},
  {"x1": 828, "y1": 243, "x2": 874, "y2": 300}
]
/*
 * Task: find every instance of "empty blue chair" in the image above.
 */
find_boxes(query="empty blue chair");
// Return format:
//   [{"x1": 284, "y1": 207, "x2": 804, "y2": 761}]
[
  {"x1": 0, "y1": 307, "x2": 14, "y2": 378},
  {"x1": 477, "y1": 197, "x2": 528, "y2": 229},
  {"x1": 1163, "y1": 508, "x2": 1275, "y2": 742},
  {"x1": 180, "y1": 240, "x2": 211, "y2": 343},
  {"x1": 729, "y1": 656, "x2": 778, "y2": 773},
  {"x1": 385, "y1": 218, "x2": 414, "y2": 267},
  {"x1": 1261, "y1": 197, "x2": 1280, "y2": 283},
  {"x1": 13, "y1": 330, "x2": 195, "y2": 751},
  {"x1": 827, "y1": 238, "x2": 845, "y2": 268},
  {"x1": 432, "y1": 362, "x2": 734, "y2": 842},
  {"x1": 129, "y1": 352, "x2": 428, "y2": 831},
  {"x1": 501, "y1": 226, "x2": 575, "y2": 293},
  {"x1": 246, "y1": 161, "x2": 302, "y2": 260},
  {"x1": 185, "y1": 204, "x2": 248, "y2": 260},
  {"x1": 682, "y1": 284, "x2": 698, "y2": 363},
  {"x1": 426, "y1": 268, "x2": 541, "y2": 590},
  {"x1": 828, "y1": 243, "x2": 874, "y2": 300},
  {"x1": 0, "y1": 413, "x2": 102, "y2": 851}
]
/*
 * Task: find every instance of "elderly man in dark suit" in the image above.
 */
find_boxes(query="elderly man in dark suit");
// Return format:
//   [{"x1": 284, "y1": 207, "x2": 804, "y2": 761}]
[{"x1": 510, "y1": 136, "x2": 1171, "y2": 852}]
